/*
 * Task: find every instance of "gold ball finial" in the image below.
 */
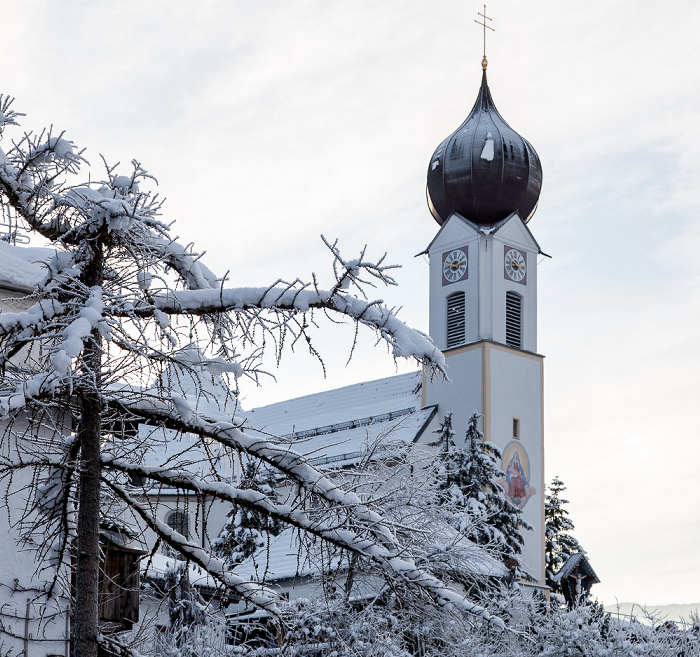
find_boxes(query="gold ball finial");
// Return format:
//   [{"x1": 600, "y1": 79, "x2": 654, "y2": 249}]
[{"x1": 482, "y1": 56, "x2": 488, "y2": 70}]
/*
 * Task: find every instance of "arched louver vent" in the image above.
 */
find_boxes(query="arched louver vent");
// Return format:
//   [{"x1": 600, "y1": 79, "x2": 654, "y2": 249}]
[
  {"x1": 505, "y1": 291, "x2": 522, "y2": 349},
  {"x1": 446, "y1": 292, "x2": 466, "y2": 349}
]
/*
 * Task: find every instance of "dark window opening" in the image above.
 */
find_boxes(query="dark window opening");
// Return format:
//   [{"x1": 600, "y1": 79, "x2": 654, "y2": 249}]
[
  {"x1": 166, "y1": 510, "x2": 189, "y2": 539},
  {"x1": 505, "y1": 291, "x2": 522, "y2": 349},
  {"x1": 446, "y1": 292, "x2": 466, "y2": 348}
]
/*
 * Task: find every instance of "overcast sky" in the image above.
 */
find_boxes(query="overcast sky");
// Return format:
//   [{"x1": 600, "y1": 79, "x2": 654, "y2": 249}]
[{"x1": 5, "y1": 0, "x2": 700, "y2": 606}]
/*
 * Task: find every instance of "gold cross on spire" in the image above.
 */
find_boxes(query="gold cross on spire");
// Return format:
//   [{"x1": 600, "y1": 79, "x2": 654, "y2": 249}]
[{"x1": 474, "y1": 4, "x2": 494, "y2": 70}]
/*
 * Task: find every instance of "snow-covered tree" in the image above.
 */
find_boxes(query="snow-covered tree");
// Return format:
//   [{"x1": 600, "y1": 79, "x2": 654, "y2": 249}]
[
  {"x1": 280, "y1": 586, "x2": 700, "y2": 657},
  {"x1": 433, "y1": 413, "x2": 531, "y2": 562},
  {"x1": 0, "y1": 95, "x2": 512, "y2": 657},
  {"x1": 545, "y1": 476, "x2": 584, "y2": 593},
  {"x1": 244, "y1": 435, "x2": 504, "y2": 656},
  {"x1": 213, "y1": 459, "x2": 283, "y2": 566},
  {"x1": 162, "y1": 564, "x2": 224, "y2": 657}
]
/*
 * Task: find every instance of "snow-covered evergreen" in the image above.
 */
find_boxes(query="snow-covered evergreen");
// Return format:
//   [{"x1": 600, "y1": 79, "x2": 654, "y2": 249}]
[
  {"x1": 213, "y1": 459, "x2": 283, "y2": 566},
  {"x1": 545, "y1": 475, "x2": 584, "y2": 593},
  {"x1": 433, "y1": 412, "x2": 532, "y2": 562}
]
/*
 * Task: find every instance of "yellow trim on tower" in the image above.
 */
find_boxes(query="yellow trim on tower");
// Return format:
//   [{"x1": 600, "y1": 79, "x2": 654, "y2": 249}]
[
  {"x1": 443, "y1": 339, "x2": 544, "y2": 362},
  {"x1": 482, "y1": 342, "x2": 491, "y2": 442},
  {"x1": 540, "y1": 354, "x2": 547, "y2": 589}
]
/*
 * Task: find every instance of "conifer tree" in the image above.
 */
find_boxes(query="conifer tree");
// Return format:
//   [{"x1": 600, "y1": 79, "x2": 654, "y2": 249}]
[
  {"x1": 545, "y1": 476, "x2": 584, "y2": 593},
  {"x1": 434, "y1": 412, "x2": 531, "y2": 560},
  {"x1": 214, "y1": 459, "x2": 283, "y2": 565}
]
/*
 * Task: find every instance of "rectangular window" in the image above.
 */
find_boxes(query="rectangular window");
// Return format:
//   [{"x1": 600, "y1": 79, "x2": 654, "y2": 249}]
[
  {"x1": 446, "y1": 292, "x2": 466, "y2": 348},
  {"x1": 505, "y1": 291, "x2": 522, "y2": 349},
  {"x1": 513, "y1": 418, "x2": 520, "y2": 439}
]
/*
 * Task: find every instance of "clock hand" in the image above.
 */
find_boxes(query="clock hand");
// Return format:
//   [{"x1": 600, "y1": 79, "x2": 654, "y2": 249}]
[{"x1": 507, "y1": 257, "x2": 522, "y2": 270}]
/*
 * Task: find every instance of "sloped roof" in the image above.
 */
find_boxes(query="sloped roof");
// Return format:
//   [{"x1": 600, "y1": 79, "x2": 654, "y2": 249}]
[
  {"x1": 234, "y1": 528, "x2": 340, "y2": 584},
  {"x1": 295, "y1": 407, "x2": 435, "y2": 468},
  {"x1": 0, "y1": 241, "x2": 54, "y2": 292},
  {"x1": 234, "y1": 525, "x2": 508, "y2": 586},
  {"x1": 243, "y1": 371, "x2": 423, "y2": 436},
  {"x1": 241, "y1": 371, "x2": 434, "y2": 468},
  {"x1": 132, "y1": 372, "x2": 431, "y2": 480},
  {"x1": 554, "y1": 552, "x2": 600, "y2": 584}
]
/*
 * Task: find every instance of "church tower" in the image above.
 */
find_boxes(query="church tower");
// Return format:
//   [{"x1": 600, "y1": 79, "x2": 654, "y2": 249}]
[{"x1": 423, "y1": 61, "x2": 547, "y2": 589}]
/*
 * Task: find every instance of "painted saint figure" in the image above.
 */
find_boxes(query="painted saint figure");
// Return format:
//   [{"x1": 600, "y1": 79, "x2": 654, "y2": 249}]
[
  {"x1": 497, "y1": 442, "x2": 536, "y2": 510},
  {"x1": 505, "y1": 452, "x2": 527, "y2": 504}
]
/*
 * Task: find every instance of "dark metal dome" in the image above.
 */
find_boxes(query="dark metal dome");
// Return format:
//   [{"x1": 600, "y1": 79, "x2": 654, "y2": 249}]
[{"x1": 427, "y1": 70, "x2": 542, "y2": 226}]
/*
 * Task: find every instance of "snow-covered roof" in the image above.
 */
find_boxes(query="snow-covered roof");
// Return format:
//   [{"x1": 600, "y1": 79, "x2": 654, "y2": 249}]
[
  {"x1": 142, "y1": 552, "x2": 220, "y2": 590},
  {"x1": 241, "y1": 372, "x2": 434, "y2": 468},
  {"x1": 233, "y1": 528, "x2": 343, "y2": 584},
  {"x1": 234, "y1": 526, "x2": 508, "y2": 587},
  {"x1": 123, "y1": 370, "x2": 432, "y2": 487},
  {"x1": 243, "y1": 371, "x2": 422, "y2": 436},
  {"x1": 0, "y1": 241, "x2": 54, "y2": 292},
  {"x1": 297, "y1": 407, "x2": 435, "y2": 468},
  {"x1": 136, "y1": 427, "x2": 235, "y2": 481},
  {"x1": 553, "y1": 552, "x2": 600, "y2": 584}
]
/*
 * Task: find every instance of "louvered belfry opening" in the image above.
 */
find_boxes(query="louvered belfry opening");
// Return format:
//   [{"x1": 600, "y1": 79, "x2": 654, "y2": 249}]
[
  {"x1": 446, "y1": 292, "x2": 466, "y2": 348},
  {"x1": 505, "y1": 291, "x2": 522, "y2": 349}
]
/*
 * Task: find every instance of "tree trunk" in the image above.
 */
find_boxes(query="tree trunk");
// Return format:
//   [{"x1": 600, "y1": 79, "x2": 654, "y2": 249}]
[{"x1": 74, "y1": 240, "x2": 105, "y2": 657}]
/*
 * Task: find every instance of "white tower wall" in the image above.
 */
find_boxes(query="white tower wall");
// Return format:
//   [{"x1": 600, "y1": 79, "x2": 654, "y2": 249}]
[{"x1": 423, "y1": 211, "x2": 546, "y2": 587}]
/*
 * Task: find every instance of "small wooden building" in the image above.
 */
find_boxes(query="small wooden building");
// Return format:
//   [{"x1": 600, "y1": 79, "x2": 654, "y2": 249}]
[
  {"x1": 554, "y1": 552, "x2": 600, "y2": 609},
  {"x1": 99, "y1": 528, "x2": 147, "y2": 633}
]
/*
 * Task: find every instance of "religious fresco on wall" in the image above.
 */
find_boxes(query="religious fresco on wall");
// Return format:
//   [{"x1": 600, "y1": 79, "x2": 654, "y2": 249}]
[{"x1": 497, "y1": 441, "x2": 536, "y2": 510}]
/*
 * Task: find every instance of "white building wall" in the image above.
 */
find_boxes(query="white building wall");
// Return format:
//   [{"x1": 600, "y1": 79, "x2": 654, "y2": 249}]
[
  {"x1": 487, "y1": 346, "x2": 544, "y2": 582},
  {"x1": 488, "y1": 219, "x2": 538, "y2": 352},
  {"x1": 0, "y1": 420, "x2": 70, "y2": 657},
  {"x1": 424, "y1": 211, "x2": 546, "y2": 587},
  {"x1": 427, "y1": 213, "x2": 538, "y2": 353},
  {"x1": 423, "y1": 345, "x2": 483, "y2": 441}
]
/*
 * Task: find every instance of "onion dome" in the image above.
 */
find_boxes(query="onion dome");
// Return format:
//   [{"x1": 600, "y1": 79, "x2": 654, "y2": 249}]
[{"x1": 427, "y1": 69, "x2": 543, "y2": 226}]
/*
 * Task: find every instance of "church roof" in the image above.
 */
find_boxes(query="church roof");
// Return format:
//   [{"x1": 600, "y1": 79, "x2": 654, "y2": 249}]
[
  {"x1": 242, "y1": 372, "x2": 435, "y2": 469},
  {"x1": 243, "y1": 371, "x2": 423, "y2": 434},
  {"x1": 133, "y1": 373, "x2": 433, "y2": 482},
  {"x1": 233, "y1": 525, "x2": 508, "y2": 586},
  {"x1": 426, "y1": 69, "x2": 542, "y2": 227},
  {"x1": 0, "y1": 241, "x2": 54, "y2": 292}
]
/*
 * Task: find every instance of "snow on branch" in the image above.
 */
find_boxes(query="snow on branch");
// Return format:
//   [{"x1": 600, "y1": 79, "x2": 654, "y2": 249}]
[
  {"x1": 0, "y1": 370, "x2": 63, "y2": 416},
  {"x1": 0, "y1": 298, "x2": 65, "y2": 339},
  {"x1": 0, "y1": 95, "x2": 24, "y2": 133},
  {"x1": 141, "y1": 284, "x2": 444, "y2": 373},
  {"x1": 102, "y1": 478, "x2": 281, "y2": 615},
  {"x1": 108, "y1": 397, "x2": 502, "y2": 627},
  {"x1": 321, "y1": 235, "x2": 399, "y2": 296}
]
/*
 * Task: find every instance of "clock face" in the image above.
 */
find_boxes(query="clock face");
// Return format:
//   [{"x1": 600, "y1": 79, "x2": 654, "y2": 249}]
[
  {"x1": 504, "y1": 247, "x2": 527, "y2": 284},
  {"x1": 442, "y1": 247, "x2": 468, "y2": 285}
]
